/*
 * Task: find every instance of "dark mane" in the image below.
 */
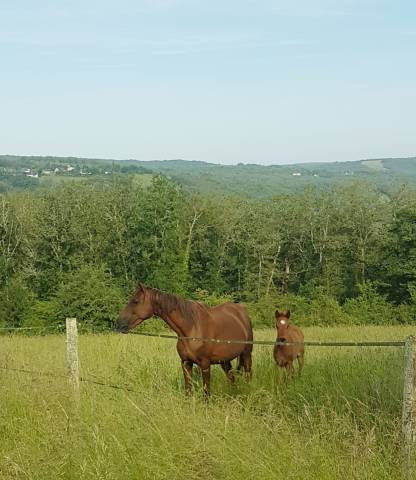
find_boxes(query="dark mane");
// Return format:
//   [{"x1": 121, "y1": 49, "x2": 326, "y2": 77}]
[{"x1": 147, "y1": 288, "x2": 206, "y2": 325}]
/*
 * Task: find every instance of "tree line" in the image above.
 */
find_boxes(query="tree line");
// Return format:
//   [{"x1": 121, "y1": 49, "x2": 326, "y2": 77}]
[{"x1": 0, "y1": 175, "x2": 415, "y2": 330}]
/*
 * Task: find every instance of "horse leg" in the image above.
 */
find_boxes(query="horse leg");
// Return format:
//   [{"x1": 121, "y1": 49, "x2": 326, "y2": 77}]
[
  {"x1": 200, "y1": 361, "x2": 211, "y2": 398},
  {"x1": 182, "y1": 360, "x2": 193, "y2": 394},
  {"x1": 244, "y1": 353, "x2": 252, "y2": 380},
  {"x1": 220, "y1": 361, "x2": 235, "y2": 384},
  {"x1": 238, "y1": 348, "x2": 253, "y2": 380}
]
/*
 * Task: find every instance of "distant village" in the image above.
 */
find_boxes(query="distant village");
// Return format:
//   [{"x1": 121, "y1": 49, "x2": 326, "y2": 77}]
[
  {"x1": 21, "y1": 164, "x2": 113, "y2": 179},
  {"x1": 0, "y1": 158, "x2": 151, "y2": 192}
]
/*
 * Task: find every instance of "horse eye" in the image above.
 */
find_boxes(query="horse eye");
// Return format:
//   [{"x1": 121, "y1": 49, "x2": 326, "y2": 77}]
[{"x1": 132, "y1": 299, "x2": 139, "y2": 305}]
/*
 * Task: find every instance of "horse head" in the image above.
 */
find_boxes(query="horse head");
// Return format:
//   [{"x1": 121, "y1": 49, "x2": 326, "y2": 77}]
[
  {"x1": 275, "y1": 309, "x2": 291, "y2": 337},
  {"x1": 116, "y1": 283, "x2": 154, "y2": 333}
]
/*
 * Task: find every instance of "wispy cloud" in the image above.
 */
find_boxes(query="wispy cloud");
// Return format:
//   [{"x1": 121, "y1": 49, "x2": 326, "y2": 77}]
[
  {"x1": 149, "y1": 39, "x2": 313, "y2": 56},
  {"x1": 0, "y1": 28, "x2": 314, "y2": 58}
]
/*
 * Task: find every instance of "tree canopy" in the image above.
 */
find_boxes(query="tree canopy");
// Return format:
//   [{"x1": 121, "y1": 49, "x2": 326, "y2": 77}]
[{"x1": 0, "y1": 174, "x2": 415, "y2": 330}]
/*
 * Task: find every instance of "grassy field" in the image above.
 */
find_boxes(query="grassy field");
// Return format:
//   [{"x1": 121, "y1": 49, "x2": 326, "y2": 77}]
[{"x1": 1, "y1": 325, "x2": 415, "y2": 479}]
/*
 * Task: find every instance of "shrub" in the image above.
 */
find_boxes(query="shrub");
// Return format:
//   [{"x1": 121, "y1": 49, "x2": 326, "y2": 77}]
[
  {"x1": 54, "y1": 265, "x2": 126, "y2": 330},
  {"x1": 301, "y1": 286, "x2": 350, "y2": 326},
  {"x1": 22, "y1": 299, "x2": 60, "y2": 329},
  {"x1": 192, "y1": 288, "x2": 234, "y2": 306},
  {"x1": 395, "y1": 303, "x2": 416, "y2": 324},
  {"x1": 343, "y1": 282, "x2": 396, "y2": 325},
  {"x1": 246, "y1": 293, "x2": 308, "y2": 328},
  {"x1": 0, "y1": 277, "x2": 34, "y2": 328}
]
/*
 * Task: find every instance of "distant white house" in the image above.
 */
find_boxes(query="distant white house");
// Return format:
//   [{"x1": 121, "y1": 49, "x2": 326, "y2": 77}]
[
  {"x1": 54, "y1": 167, "x2": 60, "y2": 173},
  {"x1": 24, "y1": 168, "x2": 39, "y2": 178},
  {"x1": 66, "y1": 165, "x2": 75, "y2": 172},
  {"x1": 292, "y1": 172, "x2": 302, "y2": 176},
  {"x1": 42, "y1": 170, "x2": 52, "y2": 175}
]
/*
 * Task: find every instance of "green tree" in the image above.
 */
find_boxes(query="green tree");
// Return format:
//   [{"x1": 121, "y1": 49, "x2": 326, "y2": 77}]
[
  {"x1": 54, "y1": 264, "x2": 126, "y2": 329},
  {"x1": 381, "y1": 207, "x2": 416, "y2": 303},
  {"x1": 0, "y1": 276, "x2": 34, "y2": 328}
]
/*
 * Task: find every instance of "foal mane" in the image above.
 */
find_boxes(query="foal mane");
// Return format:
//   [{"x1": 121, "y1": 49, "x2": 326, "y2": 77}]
[{"x1": 147, "y1": 288, "x2": 206, "y2": 325}]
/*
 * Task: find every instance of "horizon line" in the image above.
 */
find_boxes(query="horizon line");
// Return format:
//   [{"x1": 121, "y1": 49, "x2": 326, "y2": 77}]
[{"x1": 1, "y1": 153, "x2": 415, "y2": 168}]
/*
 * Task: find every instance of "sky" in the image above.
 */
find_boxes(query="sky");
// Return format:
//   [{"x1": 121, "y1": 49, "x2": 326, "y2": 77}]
[{"x1": 0, "y1": 0, "x2": 415, "y2": 165}]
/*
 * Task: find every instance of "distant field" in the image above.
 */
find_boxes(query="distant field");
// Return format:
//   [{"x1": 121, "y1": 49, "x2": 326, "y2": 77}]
[
  {"x1": 131, "y1": 173, "x2": 154, "y2": 187},
  {"x1": 39, "y1": 175, "x2": 88, "y2": 186},
  {"x1": 1, "y1": 325, "x2": 414, "y2": 479},
  {"x1": 37, "y1": 173, "x2": 154, "y2": 188},
  {"x1": 361, "y1": 160, "x2": 387, "y2": 171}
]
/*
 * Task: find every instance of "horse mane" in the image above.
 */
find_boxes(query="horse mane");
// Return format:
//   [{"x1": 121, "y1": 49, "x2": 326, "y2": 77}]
[{"x1": 147, "y1": 288, "x2": 206, "y2": 325}]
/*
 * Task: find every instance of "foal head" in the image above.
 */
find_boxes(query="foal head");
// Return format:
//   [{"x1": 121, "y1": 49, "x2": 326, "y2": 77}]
[
  {"x1": 275, "y1": 309, "x2": 291, "y2": 338},
  {"x1": 116, "y1": 284, "x2": 154, "y2": 333}
]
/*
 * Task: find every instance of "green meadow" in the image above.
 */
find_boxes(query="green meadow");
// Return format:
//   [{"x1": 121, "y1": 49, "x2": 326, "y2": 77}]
[{"x1": 1, "y1": 325, "x2": 415, "y2": 480}]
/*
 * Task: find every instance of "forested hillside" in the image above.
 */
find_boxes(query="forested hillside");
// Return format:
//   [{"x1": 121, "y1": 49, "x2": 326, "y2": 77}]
[
  {"x1": 0, "y1": 175, "x2": 415, "y2": 330},
  {"x1": 1, "y1": 155, "x2": 415, "y2": 197},
  {"x1": 140, "y1": 157, "x2": 416, "y2": 197}
]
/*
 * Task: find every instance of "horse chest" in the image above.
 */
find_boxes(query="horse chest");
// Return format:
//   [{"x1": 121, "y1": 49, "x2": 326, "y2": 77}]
[
  {"x1": 176, "y1": 339, "x2": 206, "y2": 362},
  {"x1": 274, "y1": 344, "x2": 296, "y2": 363}
]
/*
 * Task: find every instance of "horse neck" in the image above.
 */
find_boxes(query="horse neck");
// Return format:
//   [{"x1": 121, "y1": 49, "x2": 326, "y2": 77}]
[
  {"x1": 150, "y1": 291, "x2": 193, "y2": 337},
  {"x1": 159, "y1": 309, "x2": 192, "y2": 337}
]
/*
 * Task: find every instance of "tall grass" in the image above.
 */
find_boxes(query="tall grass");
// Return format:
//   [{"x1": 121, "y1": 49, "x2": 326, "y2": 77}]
[{"x1": 1, "y1": 325, "x2": 414, "y2": 479}]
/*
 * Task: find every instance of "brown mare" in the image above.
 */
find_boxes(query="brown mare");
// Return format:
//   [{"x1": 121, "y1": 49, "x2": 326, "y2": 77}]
[
  {"x1": 273, "y1": 309, "x2": 304, "y2": 379},
  {"x1": 116, "y1": 284, "x2": 253, "y2": 395}
]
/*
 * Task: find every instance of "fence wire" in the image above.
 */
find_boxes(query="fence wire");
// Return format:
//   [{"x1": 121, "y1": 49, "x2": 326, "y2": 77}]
[
  {"x1": 131, "y1": 330, "x2": 407, "y2": 347},
  {"x1": 0, "y1": 325, "x2": 65, "y2": 333},
  {"x1": 0, "y1": 324, "x2": 408, "y2": 346},
  {"x1": 0, "y1": 326, "x2": 410, "y2": 396}
]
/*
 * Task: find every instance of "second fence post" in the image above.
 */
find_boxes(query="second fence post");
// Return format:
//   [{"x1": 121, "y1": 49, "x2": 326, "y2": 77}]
[
  {"x1": 66, "y1": 317, "x2": 80, "y2": 403},
  {"x1": 402, "y1": 335, "x2": 416, "y2": 480}
]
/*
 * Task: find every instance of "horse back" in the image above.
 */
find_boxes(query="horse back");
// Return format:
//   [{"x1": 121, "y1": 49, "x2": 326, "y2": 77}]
[{"x1": 205, "y1": 302, "x2": 253, "y2": 344}]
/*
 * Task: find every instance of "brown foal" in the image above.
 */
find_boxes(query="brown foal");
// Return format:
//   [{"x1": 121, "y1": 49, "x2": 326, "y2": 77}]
[{"x1": 273, "y1": 309, "x2": 304, "y2": 379}]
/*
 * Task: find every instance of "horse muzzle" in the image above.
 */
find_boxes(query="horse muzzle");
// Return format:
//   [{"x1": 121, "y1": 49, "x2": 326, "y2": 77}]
[{"x1": 115, "y1": 319, "x2": 130, "y2": 334}]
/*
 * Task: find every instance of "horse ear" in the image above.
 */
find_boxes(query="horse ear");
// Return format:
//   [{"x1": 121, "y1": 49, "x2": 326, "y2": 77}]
[
  {"x1": 275, "y1": 309, "x2": 280, "y2": 318},
  {"x1": 286, "y1": 310, "x2": 291, "y2": 319},
  {"x1": 138, "y1": 282, "x2": 145, "y2": 293}
]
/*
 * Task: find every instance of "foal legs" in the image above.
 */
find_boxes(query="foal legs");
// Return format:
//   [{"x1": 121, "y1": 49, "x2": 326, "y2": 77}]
[
  {"x1": 285, "y1": 361, "x2": 294, "y2": 381},
  {"x1": 297, "y1": 352, "x2": 304, "y2": 376},
  {"x1": 221, "y1": 361, "x2": 235, "y2": 384},
  {"x1": 182, "y1": 360, "x2": 194, "y2": 394}
]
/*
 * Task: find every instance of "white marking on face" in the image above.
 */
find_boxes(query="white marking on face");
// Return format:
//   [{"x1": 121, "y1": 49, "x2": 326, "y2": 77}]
[{"x1": 279, "y1": 319, "x2": 286, "y2": 325}]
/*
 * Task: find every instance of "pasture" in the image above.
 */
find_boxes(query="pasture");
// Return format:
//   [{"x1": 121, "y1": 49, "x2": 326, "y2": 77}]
[{"x1": 1, "y1": 325, "x2": 415, "y2": 479}]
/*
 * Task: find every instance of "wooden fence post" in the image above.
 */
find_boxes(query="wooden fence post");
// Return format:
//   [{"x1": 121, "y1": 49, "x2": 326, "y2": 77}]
[
  {"x1": 402, "y1": 335, "x2": 416, "y2": 480},
  {"x1": 66, "y1": 317, "x2": 80, "y2": 402}
]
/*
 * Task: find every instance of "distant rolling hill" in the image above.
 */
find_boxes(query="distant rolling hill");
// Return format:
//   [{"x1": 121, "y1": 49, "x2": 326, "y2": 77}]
[
  {"x1": 124, "y1": 157, "x2": 416, "y2": 197},
  {"x1": 0, "y1": 155, "x2": 415, "y2": 197}
]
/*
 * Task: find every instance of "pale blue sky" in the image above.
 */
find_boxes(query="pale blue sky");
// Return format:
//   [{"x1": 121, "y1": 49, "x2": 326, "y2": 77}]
[{"x1": 0, "y1": 0, "x2": 415, "y2": 164}]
